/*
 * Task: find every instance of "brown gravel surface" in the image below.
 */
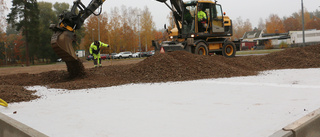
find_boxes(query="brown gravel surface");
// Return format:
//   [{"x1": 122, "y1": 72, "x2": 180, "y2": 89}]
[{"x1": 1, "y1": 45, "x2": 320, "y2": 103}]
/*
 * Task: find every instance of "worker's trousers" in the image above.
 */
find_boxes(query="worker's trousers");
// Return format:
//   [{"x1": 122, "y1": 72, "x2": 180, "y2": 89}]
[{"x1": 93, "y1": 53, "x2": 102, "y2": 67}]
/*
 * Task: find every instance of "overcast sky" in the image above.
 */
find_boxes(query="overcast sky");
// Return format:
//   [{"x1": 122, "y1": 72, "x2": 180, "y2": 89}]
[{"x1": 5, "y1": 0, "x2": 320, "y2": 30}]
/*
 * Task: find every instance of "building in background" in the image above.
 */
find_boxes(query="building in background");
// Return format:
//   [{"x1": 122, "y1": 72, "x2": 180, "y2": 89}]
[
  {"x1": 76, "y1": 50, "x2": 85, "y2": 57},
  {"x1": 241, "y1": 30, "x2": 264, "y2": 50},
  {"x1": 254, "y1": 33, "x2": 290, "y2": 49},
  {"x1": 241, "y1": 29, "x2": 320, "y2": 50},
  {"x1": 289, "y1": 29, "x2": 320, "y2": 47}
]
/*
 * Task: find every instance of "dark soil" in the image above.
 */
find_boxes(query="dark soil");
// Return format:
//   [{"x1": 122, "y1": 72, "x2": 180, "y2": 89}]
[
  {"x1": 1, "y1": 45, "x2": 320, "y2": 103},
  {"x1": 65, "y1": 59, "x2": 86, "y2": 78}
]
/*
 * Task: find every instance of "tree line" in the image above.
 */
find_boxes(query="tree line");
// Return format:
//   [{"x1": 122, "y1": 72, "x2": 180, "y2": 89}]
[
  {"x1": 232, "y1": 9, "x2": 320, "y2": 40},
  {"x1": 0, "y1": 0, "x2": 162, "y2": 66},
  {"x1": 1, "y1": 1, "x2": 74, "y2": 66},
  {"x1": 82, "y1": 6, "x2": 161, "y2": 55}
]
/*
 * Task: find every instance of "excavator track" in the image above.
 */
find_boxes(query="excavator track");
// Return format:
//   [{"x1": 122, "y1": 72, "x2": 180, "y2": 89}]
[{"x1": 51, "y1": 30, "x2": 85, "y2": 78}]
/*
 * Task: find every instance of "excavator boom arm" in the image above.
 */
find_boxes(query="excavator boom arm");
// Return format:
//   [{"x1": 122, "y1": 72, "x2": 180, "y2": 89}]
[
  {"x1": 155, "y1": 0, "x2": 185, "y2": 34},
  {"x1": 156, "y1": 0, "x2": 184, "y2": 17},
  {"x1": 58, "y1": 0, "x2": 105, "y2": 31}
]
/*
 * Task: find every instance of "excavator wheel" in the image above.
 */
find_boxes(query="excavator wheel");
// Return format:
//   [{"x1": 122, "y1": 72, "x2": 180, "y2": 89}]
[
  {"x1": 222, "y1": 41, "x2": 236, "y2": 57},
  {"x1": 195, "y1": 42, "x2": 208, "y2": 56}
]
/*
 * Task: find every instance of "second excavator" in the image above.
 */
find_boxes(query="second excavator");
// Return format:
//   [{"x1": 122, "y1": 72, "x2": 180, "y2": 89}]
[{"x1": 154, "y1": 0, "x2": 238, "y2": 57}]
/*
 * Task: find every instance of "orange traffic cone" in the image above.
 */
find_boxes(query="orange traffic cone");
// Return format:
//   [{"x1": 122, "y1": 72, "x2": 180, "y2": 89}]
[{"x1": 160, "y1": 47, "x2": 165, "y2": 54}]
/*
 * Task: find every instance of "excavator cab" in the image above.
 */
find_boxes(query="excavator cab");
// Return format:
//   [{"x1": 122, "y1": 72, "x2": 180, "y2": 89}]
[
  {"x1": 210, "y1": 3, "x2": 225, "y2": 33},
  {"x1": 181, "y1": 1, "x2": 229, "y2": 35},
  {"x1": 157, "y1": 0, "x2": 232, "y2": 39}
]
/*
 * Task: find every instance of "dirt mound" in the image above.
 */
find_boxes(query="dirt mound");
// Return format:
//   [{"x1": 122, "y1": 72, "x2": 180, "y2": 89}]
[
  {"x1": 1, "y1": 45, "x2": 320, "y2": 103},
  {"x1": 126, "y1": 51, "x2": 257, "y2": 82},
  {"x1": 0, "y1": 85, "x2": 38, "y2": 103},
  {"x1": 262, "y1": 45, "x2": 320, "y2": 69},
  {"x1": 65, "y1": 59, "x2": 86, "y2": 78}
]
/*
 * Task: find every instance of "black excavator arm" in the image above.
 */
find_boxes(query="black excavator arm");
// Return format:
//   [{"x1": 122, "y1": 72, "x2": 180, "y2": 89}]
[
  {"x1": 155, "y1": 0, "x2": 185, "y2": 34},
  {"x1": 49, "y1": 0, "x2": 105, "y2": 77},
  {"x1": 53, "y1": 0, "x2": 105, "y2": 32}
]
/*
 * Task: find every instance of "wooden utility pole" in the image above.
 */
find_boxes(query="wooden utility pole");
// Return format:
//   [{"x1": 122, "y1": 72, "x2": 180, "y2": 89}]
[{"x1": 24, "y1": 0, "x2": 30, "y2": 66}]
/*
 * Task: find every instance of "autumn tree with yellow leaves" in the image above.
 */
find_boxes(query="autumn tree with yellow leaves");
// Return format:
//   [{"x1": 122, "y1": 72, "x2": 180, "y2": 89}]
[
  {"x1": 82, "y1": 6, "x2": 157, "y2": 54},
  {"x1": 265, "y1": 14, "x2": 286, "y2": 33},
  {"x1": 232, "y1": 17, "x2": 253, "y2": 40}
]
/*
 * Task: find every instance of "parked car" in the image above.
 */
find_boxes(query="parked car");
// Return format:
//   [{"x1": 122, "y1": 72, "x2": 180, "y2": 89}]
[
  {"x1": 146, "y1": 50, "x2": 155, "y2": 57},
  {"x1": 101, "y1": 54, "x2": 108, "y2": 60},
  {"x1": 109, "y1": 53, "x2": 117, "y2": 59},
  {"x1": 56, "y1": 58, "x2": 63, "y2": 62},
  {"x1": 86, "y1": 55, "x2": 93, "y2": 61},
  {"x1": 140, "y1": 52, "x2": 148, "y2": 57},
  {"x1": 132, "y1": 52, "x2": 141, "y2": 58},
  {"x1": 114, "y1": 51, "x2": 133, "y2": 59}
]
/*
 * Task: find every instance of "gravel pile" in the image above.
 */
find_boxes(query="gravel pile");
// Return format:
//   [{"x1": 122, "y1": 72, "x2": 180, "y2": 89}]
[{"x1": 1, "y1": 45, "x2": 320, "y2": 103}]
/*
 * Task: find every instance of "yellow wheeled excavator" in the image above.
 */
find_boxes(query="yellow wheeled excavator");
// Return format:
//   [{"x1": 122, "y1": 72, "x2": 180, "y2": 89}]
[
  {"x1": 154, "y1": 0, "x2": 237, "y2": 57},
  {"x1": 49, "y1": 0, "x2": 105, "y2": 77}
]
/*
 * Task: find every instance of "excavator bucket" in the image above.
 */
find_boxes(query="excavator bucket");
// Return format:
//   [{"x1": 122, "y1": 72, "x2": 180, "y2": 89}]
[
  {"x1": 50, "y1": 25, "x2": 85, "y2": 78},
  {"x1": 51, "y1": 31, "x2": 78, "y2": 61},
  {"x1": 155, "y1": 0, "x2": 167, "y2": 2}
]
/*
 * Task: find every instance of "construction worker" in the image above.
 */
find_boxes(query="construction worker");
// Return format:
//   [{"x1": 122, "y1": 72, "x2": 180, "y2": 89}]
[
  {"x1": 89, "y1": 40, "x2": 110, "y2": 67},
  {"x1": 197, "y1": 6, "x2": 207, "y2": 32}
]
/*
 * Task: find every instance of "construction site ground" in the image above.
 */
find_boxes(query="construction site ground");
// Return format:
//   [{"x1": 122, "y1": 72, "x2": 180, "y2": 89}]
[{"x1": 1, "y1": 45, "x2": 320, "y2": 103}]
